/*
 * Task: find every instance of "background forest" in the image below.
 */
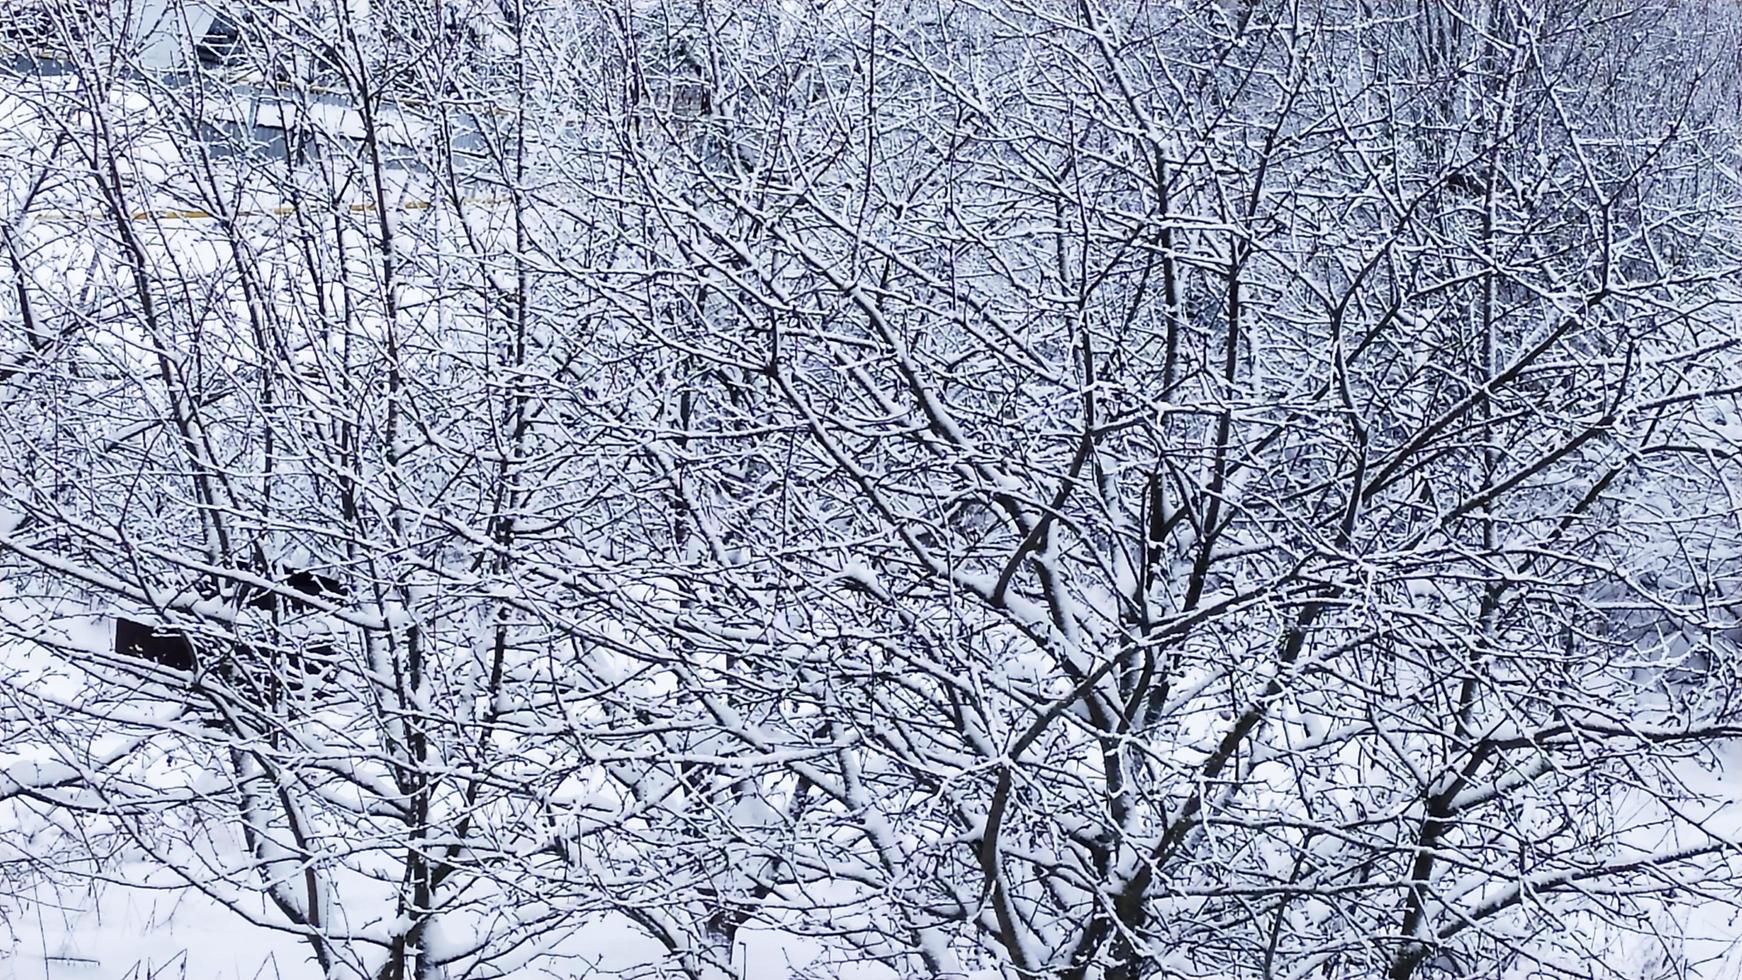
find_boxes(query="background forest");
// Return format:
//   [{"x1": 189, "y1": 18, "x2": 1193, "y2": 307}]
[{"x1": 0, "y1": 1, "x2": 1739, "y2": 978}]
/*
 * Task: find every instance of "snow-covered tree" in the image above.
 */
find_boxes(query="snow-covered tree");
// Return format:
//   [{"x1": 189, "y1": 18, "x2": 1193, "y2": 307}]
[{"x1": 0, "y1": 2, "x2": 1738, "y2": 978}]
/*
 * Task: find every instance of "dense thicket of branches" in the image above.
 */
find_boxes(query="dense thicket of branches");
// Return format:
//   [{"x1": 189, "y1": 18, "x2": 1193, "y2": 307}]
[{"x1": 0, "y1": 1, "x2": 1738, "y2": 978}]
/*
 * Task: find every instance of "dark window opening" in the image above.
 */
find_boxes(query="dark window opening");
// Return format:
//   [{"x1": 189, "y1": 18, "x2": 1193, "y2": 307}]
[{"x1": 196, "y1": 14, "x2": 246, "y2": 69}]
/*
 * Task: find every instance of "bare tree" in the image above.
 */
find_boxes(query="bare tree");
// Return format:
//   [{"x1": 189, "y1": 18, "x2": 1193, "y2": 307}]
[{"x1": 0, "y1": 2, "x2": 1738, "y2": 979}]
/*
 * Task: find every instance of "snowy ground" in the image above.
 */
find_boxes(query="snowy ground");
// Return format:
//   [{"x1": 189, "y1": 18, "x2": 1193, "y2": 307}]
[
  {"x1": 0, "y1": 889, "x2": 921, "y2": 979},
  {"x1": 8, "y1": 876, "x2": 313, "y2": 980}
]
